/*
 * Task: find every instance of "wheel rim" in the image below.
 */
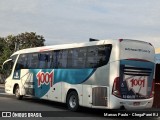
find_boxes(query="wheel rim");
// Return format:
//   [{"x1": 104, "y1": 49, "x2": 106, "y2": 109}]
[
  {"x1": 15, "y1": 88, "x2": 19, "y2": 97},
  {"x1": 69, "y1": 95, "x2": 76, "y2": 108}
]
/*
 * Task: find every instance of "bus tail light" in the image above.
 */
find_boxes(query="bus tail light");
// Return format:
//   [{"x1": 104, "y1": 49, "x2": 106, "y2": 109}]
[
  {"x1": 149, "y1": 80, "x2": 155, "y2": 98},
  {"x1": 112, "y1": 77, "x2": 121, "y2": 98}
]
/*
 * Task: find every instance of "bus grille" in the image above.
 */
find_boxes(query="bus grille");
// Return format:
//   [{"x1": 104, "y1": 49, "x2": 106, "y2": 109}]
[
  {"x1": 92, "y1": 87, "x2": 107, "y2": 106},
  {"x1": 123, "y1": 66, "x2": 151, "y2": 76}
]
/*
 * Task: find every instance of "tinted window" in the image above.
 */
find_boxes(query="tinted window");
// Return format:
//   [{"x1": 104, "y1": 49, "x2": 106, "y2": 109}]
[
  {"x1": 53, "y1": 44, "x2": 112, "y2": 69},
  {"x1": 38, "y1": 52, "x2": 52, "y2": 69},
  {"x1": 53, "y1": 50, "x2": 68, "y2": 68},
  {"x1": 10, "y1": 54, "x2": 18, "y2": 69},
  {"x1": 96, "y1": 45, "x2": 112, "y2": 67},
  {"x1": 76, "y1": 48, "x2": 87, "y2": 68},
  {"x1": 53, "y1": 50, "x2": 59, "y2": 68},
  {"x1": 78, "y1": 44, "x2": 112, "y2": 68},
  {"x1": 16, "y1": 54, "x2": 28, "y2": 70},
  {"x1": 86, "y1": 46, "x2": 98, "y2": 68},
  {"x1": 10, "y1": 55, "x2": 18, "y2": 64},
  {"x1": 28, "y1": 53, "x2": 39, "y2": 69},
  {"x1": 14, "y1": 44, "x2": 112, "y2": 69}
]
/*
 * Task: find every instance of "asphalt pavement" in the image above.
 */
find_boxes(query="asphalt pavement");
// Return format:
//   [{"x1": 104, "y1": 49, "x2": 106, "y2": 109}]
[{"x1": 0, "y1": 83, "x2": 160, "y2": 120}]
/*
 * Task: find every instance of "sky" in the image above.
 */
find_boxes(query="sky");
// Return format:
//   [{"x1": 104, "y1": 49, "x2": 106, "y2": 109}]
[{"x1": 0, "y1": 0, "x2": 160, "y2": 48}]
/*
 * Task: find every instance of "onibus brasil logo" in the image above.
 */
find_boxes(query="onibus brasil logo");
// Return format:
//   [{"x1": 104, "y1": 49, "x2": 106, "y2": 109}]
[{"x1": 36, "y1": 70, "x2": 54, "y2": 88}]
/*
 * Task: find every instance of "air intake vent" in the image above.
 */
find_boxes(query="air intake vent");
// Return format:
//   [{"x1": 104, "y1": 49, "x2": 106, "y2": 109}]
[
  {"x1": 123, "y1": 66, "x2": 151, "y2": 76},
  {"x1": 25, "y1": 88, "x2": 35, "y2": 95},
  {"x1": 92, "y1": 87, "x2": 107, "y2": 106}
]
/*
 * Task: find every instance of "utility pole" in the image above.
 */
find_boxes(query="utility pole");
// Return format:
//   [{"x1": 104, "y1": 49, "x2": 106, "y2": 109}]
[{"x1": 14, "y1": 36, "x2": 20, "y2": 52}]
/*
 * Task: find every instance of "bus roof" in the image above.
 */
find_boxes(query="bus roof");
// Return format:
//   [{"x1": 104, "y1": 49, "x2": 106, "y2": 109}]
[
  {"x1": 11, "y1": 39, "x2": 110, "y2": 56},
  {"x1": 11, "y1": 39, "x2": 151, "y2": 56}
]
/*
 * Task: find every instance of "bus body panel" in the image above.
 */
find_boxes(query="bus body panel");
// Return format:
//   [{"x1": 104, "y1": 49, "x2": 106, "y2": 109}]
[
  {"x1": 110, "y1": 95, "x2": 153, "y2": 109},
  {"x1": 110, "y1": 39, "x2": 155, "y2": 109},
  {"x1": 120, "y1": 39, "x2": 154, "y2": 62},
  {"x1": 4, "y1": 39, "x2": 155, "y2": 110}
]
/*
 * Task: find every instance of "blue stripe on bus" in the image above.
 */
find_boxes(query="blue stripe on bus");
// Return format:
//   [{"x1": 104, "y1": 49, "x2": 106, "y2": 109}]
[
  {"x1": 120, "y1": 60, "x2": 154, "y2": 69},
  {"x1": 54, "y1": 69, "x2": 96, "y2": 84},
  {"x1": 30, "y1": 69, "x2": 96, "y2": 98}
]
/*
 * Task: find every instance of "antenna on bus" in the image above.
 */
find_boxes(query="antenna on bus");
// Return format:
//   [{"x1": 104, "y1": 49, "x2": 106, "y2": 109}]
[{"x1": 89, "y1": 38, "x2": 99, "y2": 42}]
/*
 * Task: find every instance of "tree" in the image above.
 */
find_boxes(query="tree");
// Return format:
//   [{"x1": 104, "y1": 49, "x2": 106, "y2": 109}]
[
  {"x1": 0, "y1": 32, "x2": 45, "y2": 74},
  {"x1": 5, "y1": 32, "x2": 45, "y2": 52},
  {"x1": 0, "y1": 38, "x2": 12, "y2": 74}
]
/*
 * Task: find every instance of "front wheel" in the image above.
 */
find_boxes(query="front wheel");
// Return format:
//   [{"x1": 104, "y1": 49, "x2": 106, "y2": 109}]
[
  {"x1": 15, "y1": 86, "x2": 23, "y2": 100},
  {"x1": 67, "y1": 91, "x2": 79, "y2": 111}
]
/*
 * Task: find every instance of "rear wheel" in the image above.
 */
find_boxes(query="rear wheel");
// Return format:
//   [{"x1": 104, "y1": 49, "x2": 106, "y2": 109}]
[
  {"x1": 67, "y1": 91, "x2": 79, "y2": 111},
  {"x1": 15, "y1": 86, "x2": 23, "y2": 100}
]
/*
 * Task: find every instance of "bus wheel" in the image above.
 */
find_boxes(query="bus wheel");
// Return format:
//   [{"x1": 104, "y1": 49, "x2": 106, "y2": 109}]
[
  {"x1": 67, "y1": 91, "x2": 79, "y2": 111},
  {"x1": 15, "y1": 86, "x2": 23, "y2": 100}
]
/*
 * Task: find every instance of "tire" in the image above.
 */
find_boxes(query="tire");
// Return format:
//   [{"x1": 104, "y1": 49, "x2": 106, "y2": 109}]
[
  {"x1": 15, "y1": 86, "x2": 23, "y2": 100},
  {"x1": 67, "y1": 91, "x2": 79, "y2": 111}
]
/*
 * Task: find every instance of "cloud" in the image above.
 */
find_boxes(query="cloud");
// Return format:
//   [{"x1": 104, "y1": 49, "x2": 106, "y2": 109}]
[{"x1": 0, "y1": 0, "x2": 160, "y2": 48}]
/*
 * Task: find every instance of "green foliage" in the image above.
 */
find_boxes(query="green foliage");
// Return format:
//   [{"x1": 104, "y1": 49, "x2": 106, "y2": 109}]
[
  {"x1": 5, "y1": 32, "x2": 45, "y2": 52},
  {"x1": 0, "y1": 32, "x2": 45, "y2": 74}
]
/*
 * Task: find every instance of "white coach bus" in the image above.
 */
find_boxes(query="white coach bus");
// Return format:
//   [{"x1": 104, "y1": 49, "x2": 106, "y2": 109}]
[{"x1": 3, "y1": 39, "x2": 155, "y2": 111}]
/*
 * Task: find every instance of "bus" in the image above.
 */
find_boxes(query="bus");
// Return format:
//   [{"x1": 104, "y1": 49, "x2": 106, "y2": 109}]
[{"x1": 2, "y1": 39, "x2": 155, "y2": 111}]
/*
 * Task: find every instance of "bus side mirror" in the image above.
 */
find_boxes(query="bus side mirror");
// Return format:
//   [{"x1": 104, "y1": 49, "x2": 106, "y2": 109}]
[
  {"x1": 2, "y1": 59, "x2": 13, "y2": 77},
  {"x1": 2, "y1": 59, "x2": 12, "y2": 70},
  {"x1": 2, "y1": 63, "x2": 7, "y2": 70}
]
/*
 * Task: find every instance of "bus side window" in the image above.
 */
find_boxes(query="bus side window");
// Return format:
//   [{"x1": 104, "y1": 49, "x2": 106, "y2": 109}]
[
  {"x1": 27, "y1": 54, "x2": 32, "y2": 69},
  {"x1": 86, "y1": 46, "x2": 98, "y2": 68},
  {"x1": 15, "y1": 54, "x2": 26, "y2": 70},
  {"x1": 53, "y1": 50, "x2": 68, "y2": 68},
  {"x1": 104, "y1": 45, "x2": 112, "y2": 64},
  {"x1": 84, "y1": 45, "x2": 112, "y2": 68},
  {"x1": 97, "y1": 45, "x2": 112, "y2": 67},
  {"x1": 46, "y1": 52, "x2": 52, "y2": 68},
  {"x1": 67, "y1": 49, "x2": 73, "y2": 68},
  {"x1": 77, "y1": 47, "x2": 87, "y2": 68},
  {"x1": 53, "y1": 51, "x2": 59, "y2": 69},
  {"x1": 27, "y1": 53, "x2": 39, "y2": 69},
  {"x1": 38, "y1": 53, "x2": 46, "y2": 68},
  {"x1": 60, "y1": 50, "x2": 68, "y2": 68},
  {"x1": 31, "y1": 53, "x2": 39, "y2": 69},
  {"x1": 38, "y1": 52, "x2": 52, "y2": 69},
  {"x1": 68, "y1": 49, "x2": 79, "y2": 68}
]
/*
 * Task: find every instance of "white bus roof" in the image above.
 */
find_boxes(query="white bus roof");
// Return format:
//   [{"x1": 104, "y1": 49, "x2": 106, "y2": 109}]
[
  {"x1": 11, "y1": 39, "x2": 151, "y2": 57},
  {"x1": 11, "y1": 39, "x2": 112, "y2": 56}
]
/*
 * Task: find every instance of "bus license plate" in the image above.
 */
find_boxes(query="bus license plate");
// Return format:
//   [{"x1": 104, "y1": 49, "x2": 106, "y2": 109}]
[{"x1": 133, "y1": 102, "x2": 140, "y2": 106}]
